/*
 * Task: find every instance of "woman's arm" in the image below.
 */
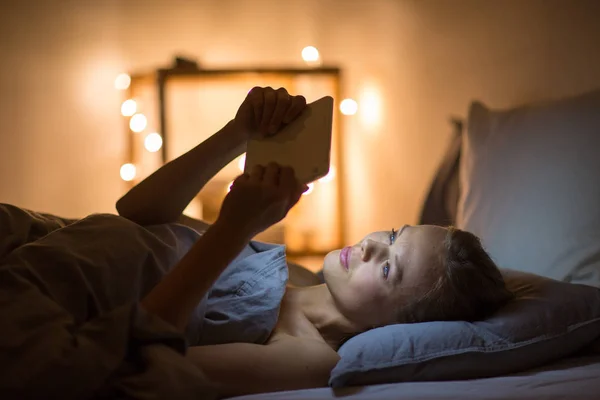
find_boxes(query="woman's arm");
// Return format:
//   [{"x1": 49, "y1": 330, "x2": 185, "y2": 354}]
[
  {"x1": 116, "y1": 120, "x2": 246, "y2": 226},
  {"x1": 141, "y1": 218, "x2": 251, "y2": 331},
  {"x1": 176, "y1": 214, "x2": 211, "y2": 234},
  {"x1": 186, "y1": 336, "x2": 340, "y2": 397},
  {"x1": 116, "y1": 87, "x2": 306, "y2": 227},
  {"x1": 141, "y1": 163, "x2": 307, "y2": 331}
]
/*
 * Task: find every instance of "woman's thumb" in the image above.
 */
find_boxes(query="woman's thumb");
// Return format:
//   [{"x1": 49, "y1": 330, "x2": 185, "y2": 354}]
[{"x1": 288, "y1": 183, "x2": 307, "y2": 209}]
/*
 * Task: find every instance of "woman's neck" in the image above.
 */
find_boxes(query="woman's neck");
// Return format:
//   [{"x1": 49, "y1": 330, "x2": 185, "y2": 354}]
[{"x1": 283, "y1": 284, "x2": 362, "y2": 349}]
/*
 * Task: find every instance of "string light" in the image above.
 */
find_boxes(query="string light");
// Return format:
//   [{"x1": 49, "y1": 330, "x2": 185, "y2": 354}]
[
  {"x1": 340, "y1": 99, "x2": 358, "y2": 115},
  {"x1": 114, "y1": 73, "x2": 131, "y2": 90},
  {"x1": 121, "y1": 99, "x2": 137, "y2": 117},
  {"x1": 120, "y1": 163, "x2": 136, "y2": 181},
  {"x1": 301, "y1": 46, "x2": 320, "y2": 65},
  {"x1": 129, "y1": 113, "x2": 147, "y2": 133},
  {"x1": 144, "y1": 133, "x2": 163, "y2": 152},
  {"x1": 302, "y1": 182, "x2": 315, "y2": 196}
]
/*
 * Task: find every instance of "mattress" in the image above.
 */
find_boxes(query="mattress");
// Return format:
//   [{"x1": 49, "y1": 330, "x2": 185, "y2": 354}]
[{"x1": 230, "y1": 353, "x2": 600, "y2": 400}]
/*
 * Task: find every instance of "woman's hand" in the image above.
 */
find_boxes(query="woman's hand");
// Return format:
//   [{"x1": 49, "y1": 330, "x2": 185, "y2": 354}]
[
  {"x1": 233, "y1": 87, "x2": 307, "y2": 138},
  {"x1": 217, "y1": 163, "x2": 308, "y2": 239}
]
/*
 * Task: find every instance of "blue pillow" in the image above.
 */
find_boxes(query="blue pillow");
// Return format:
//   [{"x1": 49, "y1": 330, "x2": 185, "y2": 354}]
[
  {"x1": 196, "y1": 241, "x2": 288, "y2": 346},
  {"x1": 330, "y1": 270, "x2": 600, "y2": 387}
]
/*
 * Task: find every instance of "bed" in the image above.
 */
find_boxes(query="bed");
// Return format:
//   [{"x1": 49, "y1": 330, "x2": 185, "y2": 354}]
[{"x1": 232, "y1": 353, "x2": 600, "y2": 399}]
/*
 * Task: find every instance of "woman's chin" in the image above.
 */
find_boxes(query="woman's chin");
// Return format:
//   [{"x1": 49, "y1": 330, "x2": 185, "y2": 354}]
[
  {"x1": 323, "y1": 250, "x2": 339, "y2": 268},
  {"x1": 322, "y1": 250, "x2": 343, "y2": 284}
]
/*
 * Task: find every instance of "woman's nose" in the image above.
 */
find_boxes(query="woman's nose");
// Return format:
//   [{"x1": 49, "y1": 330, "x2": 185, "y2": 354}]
[{"x1": 361, "y1": 238, "x2": 384, "y2": 262}]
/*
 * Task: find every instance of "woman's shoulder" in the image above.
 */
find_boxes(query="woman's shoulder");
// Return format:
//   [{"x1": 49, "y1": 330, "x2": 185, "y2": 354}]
[{"x1": 270, "y1": 293, "x2": 336, "y2": 352}]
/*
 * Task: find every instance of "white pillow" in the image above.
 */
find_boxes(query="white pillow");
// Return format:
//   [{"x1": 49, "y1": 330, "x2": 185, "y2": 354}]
[{"x1": 457, "y1": 89, "x2": 600, "y2": 287}]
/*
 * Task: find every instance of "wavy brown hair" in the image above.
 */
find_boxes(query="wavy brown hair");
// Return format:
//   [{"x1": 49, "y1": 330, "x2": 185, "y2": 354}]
[{"x1": 401, "y1": 226, "x2": 514, "y2": 323}]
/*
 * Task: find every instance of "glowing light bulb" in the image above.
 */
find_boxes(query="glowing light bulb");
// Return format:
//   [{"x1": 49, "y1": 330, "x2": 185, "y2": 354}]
[
  {"x1": 144, "y1": 133, "x2": 163, "y2": 153},
  {"x1": 302, "y1": 182, "x2": 315, "y2": 196},
  {"x1": 301, "y1": 46, "x2": 320, "y2": 63},
  {"x1": 340, "y1": 99, "x2": 358, "y2": 116},
  {"x1": 318, "y1": 166, "x2": 336, "y2": 183},
  {"x1": 114, "y1": 73, "x2": 131, "y2": 90},
  {"x1": 238, "y1": 154, "x2": 246, "y2": 172},
  {"x1": 120, "y1": 163, "x2": 136, "y2": 181},
  {"x1": 129, "y1": 114, "x2": 147, "y2": 133},
  {"x1": 120, "y1": 99, "x2": 137, "y2": 117}
]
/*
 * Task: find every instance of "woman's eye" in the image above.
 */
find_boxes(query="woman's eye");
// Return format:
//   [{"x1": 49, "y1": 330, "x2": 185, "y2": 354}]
[
  {"x1": 389, "y1": 228, "x2": 396, "y2": 245},
  {"x1": 382, "y1": 262, "x2": 390, "y2": 280}
]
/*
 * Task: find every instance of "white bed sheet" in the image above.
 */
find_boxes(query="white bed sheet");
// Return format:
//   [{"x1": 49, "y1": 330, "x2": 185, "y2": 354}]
[{"x1": 231, "y1": 353, "x2": 600, "y2": 400}]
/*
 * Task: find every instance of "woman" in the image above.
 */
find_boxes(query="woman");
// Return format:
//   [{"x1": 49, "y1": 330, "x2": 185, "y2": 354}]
[
  {"x1": 118, "y1": 87, "x2": 512, "y2": 397},
  {"x1": 0, "y1": 87, "x2": 511, "y2": 399}
]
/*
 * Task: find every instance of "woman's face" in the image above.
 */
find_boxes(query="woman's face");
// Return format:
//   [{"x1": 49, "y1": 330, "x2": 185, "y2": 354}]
[{"x1": 322, "y1": 225, "x2": 448, "y2": 328}]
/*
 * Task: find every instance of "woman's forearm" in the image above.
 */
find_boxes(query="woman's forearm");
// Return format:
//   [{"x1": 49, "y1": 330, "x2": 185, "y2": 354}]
[
  {"x1": 141, "y1": 218, "x2": 252, "y2": 331},
  {"x1": 116, "y1": 120, "x2": 246, "y2": 226}
]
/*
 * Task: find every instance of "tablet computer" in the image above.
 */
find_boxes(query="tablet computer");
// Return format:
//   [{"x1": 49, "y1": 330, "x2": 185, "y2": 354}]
[{"x1": 244, "y1": 96, "x2": 334, "y2": 184}]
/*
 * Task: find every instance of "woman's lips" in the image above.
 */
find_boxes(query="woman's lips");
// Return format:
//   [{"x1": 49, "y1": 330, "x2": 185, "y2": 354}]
[{"x1": 340, "y1": 246, "x2": 351, "y2": 270}]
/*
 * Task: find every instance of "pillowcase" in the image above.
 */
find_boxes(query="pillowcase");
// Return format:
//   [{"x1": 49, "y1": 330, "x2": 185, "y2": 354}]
[
  {"x1": 329, "y1": 270, "x2": 600, "y2": 387},
  {"x1": 457, "y1": 89, "x2": 600, "y2": 287}
]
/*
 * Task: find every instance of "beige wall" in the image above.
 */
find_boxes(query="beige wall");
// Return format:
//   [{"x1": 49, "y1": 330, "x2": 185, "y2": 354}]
[{"x1": 1, "y1": 0, "x2": 600, "y2": 244}]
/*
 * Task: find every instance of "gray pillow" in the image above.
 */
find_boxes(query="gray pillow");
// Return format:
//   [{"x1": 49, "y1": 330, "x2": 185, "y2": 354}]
[
  {"x1": 457, "y1": 89, "x2": 600, "y2": 286},
  {"x1": 329, "y1": 270, "x2": 600, "y2": 387}
]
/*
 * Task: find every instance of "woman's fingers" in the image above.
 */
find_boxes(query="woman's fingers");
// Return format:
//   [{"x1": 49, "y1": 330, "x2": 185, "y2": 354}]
[
  {"x1": 283, "y1": 95, "x2": 307, "y2": 124},
  {"x1": 277, "y1": 166, "x2": 303, "y2": 210},
  {"x1": 263, "y1": 163, "x2": 281, "y2": 185},
  {"x1": 249, "y1": 165, "x2": 265, "y2": 183},
  {"x1": 229, "y1": 172, "x2": 249, "y2": 192},
  {"x1": 245, "y1": 87, "x2": 264, "y2": 130},
  {"x1": 279, "y1": 166, "x2": 296, "y2": 190},
  {"x1": 249, "y1": 87, "x2": 307, "y2": 136},
  {"x1": 257, "y1": 88, "x2": 307, "y2": 134},
  {"x1": 259, "y1": 87, "x2": 277, "y2": 134},
  {"x1": 289, "y1": 186, "x2": 304, "y2": 209},
  {"x1": 234, "y1": 172, "x2": 250, "y2": 183},
  {"x1": 267, "y1": 88, "x2": 291, "y2": 135},
  {"x1": 279, "y1": 166, "x2": 306, "y2": 203}
]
